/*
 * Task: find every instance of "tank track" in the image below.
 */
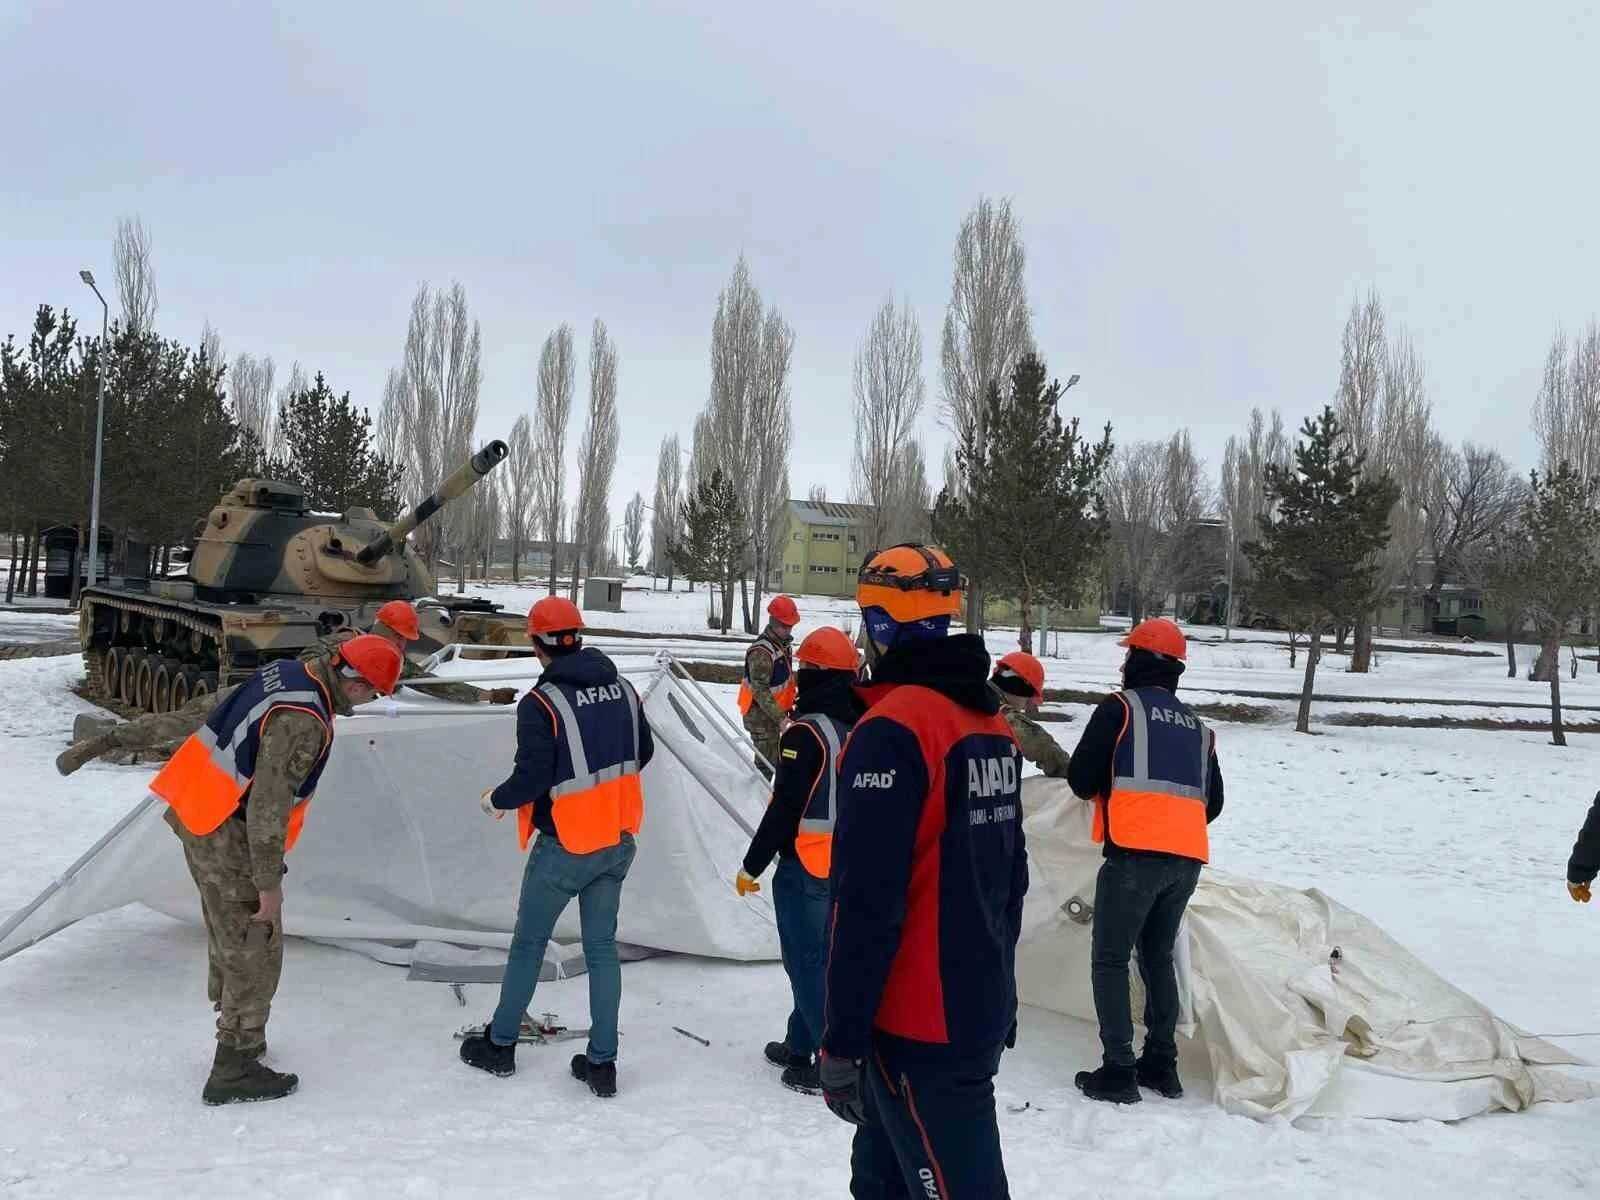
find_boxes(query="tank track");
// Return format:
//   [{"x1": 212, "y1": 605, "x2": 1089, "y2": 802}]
[{"x1": 79, "y1": 594, "x2": 234, "y2": 716}]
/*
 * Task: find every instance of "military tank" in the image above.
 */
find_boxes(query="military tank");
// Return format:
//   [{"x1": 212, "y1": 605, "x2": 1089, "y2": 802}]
[{"x1": 78, "y1": 439, "x2": 526, "y2": 713}]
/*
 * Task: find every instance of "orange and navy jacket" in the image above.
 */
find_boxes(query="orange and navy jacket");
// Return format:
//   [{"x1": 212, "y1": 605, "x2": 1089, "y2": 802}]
[
  {"x1": 822, "y1": 634, "x2": 1028, "y2": 1061},
  {"x1": 149, "y1": 658, "x2": 334, "y2": 850},
  {"x1": 488, "y1": 647, "x2": 655, "y2": 854},
  {"x1": 1066, "y1": 655, "x2": 1223, "y2": 861}
]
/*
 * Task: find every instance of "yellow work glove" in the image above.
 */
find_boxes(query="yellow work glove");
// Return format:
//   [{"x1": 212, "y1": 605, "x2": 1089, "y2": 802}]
[
  {"x1": 735, "y1": 870, "x2": 761, "y2": 897},
  {"x1": 481, "y1": 788, "x2": 505, "y2": 820},
  {"x1": 1570, "y1": 881, "x2": 1592, "y2": 903}
]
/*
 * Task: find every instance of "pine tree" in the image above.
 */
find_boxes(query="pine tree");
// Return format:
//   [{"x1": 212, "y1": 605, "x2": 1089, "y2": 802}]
[
  {"x1": 934, "y1": 353, "x2": 1112, "y2": 649},
  {"x1": 270, "y1": 373, "x2": 404, "y2": 516},
  {"x1": 672, "y1": 469, "x2": 747, "y2": 633},
  {"x1": 1516, "y1": 464, "x2": 1600, "y2": 745},
  {"x1": 1245, "y1": 406, "x2": 1398, "y2": 732}
]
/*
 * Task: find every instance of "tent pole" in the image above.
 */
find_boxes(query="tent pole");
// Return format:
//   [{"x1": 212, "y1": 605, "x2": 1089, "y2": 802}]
[
  {"x1": 657, "y1": 652, "x2": 773, "y2": 779},
  {"x1": 648, "y1": 712, "x2": 761, "y2": 839},
  {"x1": 0, "y1": 795, "x2": 161, "y2": 965}
]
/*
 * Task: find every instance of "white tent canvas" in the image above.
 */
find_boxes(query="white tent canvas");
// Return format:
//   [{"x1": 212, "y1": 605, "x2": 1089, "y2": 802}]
[{"x1": 3, "y1": 660, "x2": 1594, "y2": 1125}]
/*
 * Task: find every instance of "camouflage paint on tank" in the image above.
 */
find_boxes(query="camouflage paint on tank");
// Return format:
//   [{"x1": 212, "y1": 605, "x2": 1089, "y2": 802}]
[{"x1": 78, "y1": 441, "x2": 510, "y2": 708}]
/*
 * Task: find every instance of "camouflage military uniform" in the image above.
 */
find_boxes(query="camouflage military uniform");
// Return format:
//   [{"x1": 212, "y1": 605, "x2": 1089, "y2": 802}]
[
  {"x1": 742, "y1": 630, "x2": 792, "y2": 778},
  {"x1": 304, "y1": 630, "x2": 514, "y2": 706},
  {"x1": 56, "y1": 685, "x2": 239, "y2": 775},
  {"x1": 1002, "y1": 705, "x2": 1072, "y2": 779}
]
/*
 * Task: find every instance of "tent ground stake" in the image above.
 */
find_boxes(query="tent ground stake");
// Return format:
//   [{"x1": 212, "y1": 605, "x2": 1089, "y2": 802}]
[{"x1": 673, "y1": 1026, "x2": 710, "y2": 1047}]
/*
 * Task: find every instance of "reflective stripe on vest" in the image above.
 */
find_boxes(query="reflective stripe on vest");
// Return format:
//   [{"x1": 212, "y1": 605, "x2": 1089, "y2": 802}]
[
  {"x1": 149, "y1": 661, "x2": 333, "y2": 852},
  {"x1": 737, "y1": 633, "x2": 796, "y2": 715},
  {"x1": 793, "y1": 714, "x2": 848, "y2": 879},
  {"x1": 517, "y1": 678, "x2": 645, "y2": 854},
  {"x1": 1092, "y1": 688, "x2": 1211, "y2": 862}
]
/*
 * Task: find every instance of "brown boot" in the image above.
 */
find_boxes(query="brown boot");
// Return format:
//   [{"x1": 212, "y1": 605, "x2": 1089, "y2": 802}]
[{"x1": 201, "y1": 1043, "x2": 298, "y2": 1106}]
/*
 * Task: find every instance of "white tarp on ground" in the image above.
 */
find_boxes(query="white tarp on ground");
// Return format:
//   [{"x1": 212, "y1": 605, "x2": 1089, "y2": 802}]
[
  {"x1": 1015, "y1": 778, "x2": 1599, "y2": 1121},
  {"x1": 0, "y1": 663, "x2": 780, "y2": 978},
  {"x1": 4, "y1": 661, "x2": 1596, "y2": 1124}
]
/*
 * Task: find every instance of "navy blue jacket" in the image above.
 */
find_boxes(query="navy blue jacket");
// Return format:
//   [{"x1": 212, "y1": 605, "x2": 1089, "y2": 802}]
[
  {"x1": 822, "y1": 634, "x2": 1027, "y2": 1061},
  {"x1": 488, "y1": 647, "x2": 654, "y2": 836}
]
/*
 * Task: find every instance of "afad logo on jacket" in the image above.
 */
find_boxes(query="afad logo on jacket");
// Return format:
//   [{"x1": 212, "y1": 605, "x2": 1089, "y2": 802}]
[{"x1": 572, "y1": 683, "x2": 625, "y2": 706}]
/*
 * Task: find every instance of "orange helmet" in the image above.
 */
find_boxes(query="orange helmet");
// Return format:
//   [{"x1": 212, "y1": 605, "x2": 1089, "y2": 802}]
[
  {"x1": 374, "y1": 600, "x2": 419, "y2": 642},
  {"x1": 795, "y1": 626, "x2": 860, "y2": 672},
  {"x1": 528, "y1": 596, "x2": 585, "y2": 648},
  {"x1": 855, "y1": 543, "x2": 964, "y2": 625},
  {"x1": 768, "y1": 595, "x2": 801, "y2": 627},
  {"x1": 1118, "y1": 618, "x2": 1187, "y2": 661},
  {"x1": 993, "y1": 651, "x2": 1046, "y2": 701},
  {"x1": 333, "y1": 634, "x2": 403, "y2": 695}
]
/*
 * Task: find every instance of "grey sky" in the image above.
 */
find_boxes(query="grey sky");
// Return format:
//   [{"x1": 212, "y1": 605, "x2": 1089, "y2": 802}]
[{"x1": 4, "y1": 1, "x2": 1597, "y2": 531}]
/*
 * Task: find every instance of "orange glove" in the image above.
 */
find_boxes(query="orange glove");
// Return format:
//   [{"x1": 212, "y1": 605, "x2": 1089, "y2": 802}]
[
  {"x1": 735, "y1": 870, "x2": 761, "y2": 897},
  {"x1": 1569, "y1": 881, "x2": 1591, "y2": 903}
]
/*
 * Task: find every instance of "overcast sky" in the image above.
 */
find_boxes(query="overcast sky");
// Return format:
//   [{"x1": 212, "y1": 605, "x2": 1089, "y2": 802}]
[{"x1": 4, "y1": 1, "x2": 1597, "y2": 530}]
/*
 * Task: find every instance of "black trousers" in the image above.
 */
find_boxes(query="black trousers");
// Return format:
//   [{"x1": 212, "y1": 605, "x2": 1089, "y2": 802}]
[
  {"x1": 1090, "y1": 852, "x2": 1202, "y2": 1067},
  {"x1": 850, "y1": 1035, "x2": 1009, "y2": 1200}
]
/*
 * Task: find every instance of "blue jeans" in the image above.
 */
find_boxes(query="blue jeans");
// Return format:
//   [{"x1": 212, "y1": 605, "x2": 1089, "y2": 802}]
[
  {"x1": 772, "y1": 855, "x2": 830, "y2": 1057},
  {"x1": 490, "y1": 832, "x2": 636, "y2": 1063}
]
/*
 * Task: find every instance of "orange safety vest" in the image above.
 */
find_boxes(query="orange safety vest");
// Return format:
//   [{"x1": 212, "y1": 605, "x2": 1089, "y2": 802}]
[
  {"x1": 737, "y1": 632, "x2": 796, "y2": 716},
  {"x1": 791, "y1": 714, "x2": 848, "y2": 879},
  {"x1": 149, "y1": 659, "x2": 334, "y2": 853},
  {"x1": 1092, "y1": 687, "x2": 1212, "y2": 862},
  {"x1": 517, "y1": 678, "x2": 646, "y2": 854}
]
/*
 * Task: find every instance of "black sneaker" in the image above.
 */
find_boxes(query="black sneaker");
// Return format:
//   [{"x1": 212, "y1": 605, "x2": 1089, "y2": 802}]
[
  {"x1": 571, "y1": 1053, "x2": 617, "y2": 1098},
  {"x1": 781, "y1": 1059, "x2": 821, "y2": 1095},
  {"x1": 1135, "y1": 1054, "x2": 1183, "y2": 1099},
  {"x1": 459, "y1": 1032, "x2": 515, "y2": 1077},
  {"x1": 1074, "y1": 1064, "x2": 1141, "y2": 1105},
  {"x1": 764, "y1": 1040, "x2": 792, "y2": 1068}
]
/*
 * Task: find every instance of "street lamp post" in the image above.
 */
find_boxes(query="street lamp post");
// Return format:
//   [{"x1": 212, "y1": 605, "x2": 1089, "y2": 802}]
[{"x1": 79, "y1": 270, "x2": 109, "y2": 595}]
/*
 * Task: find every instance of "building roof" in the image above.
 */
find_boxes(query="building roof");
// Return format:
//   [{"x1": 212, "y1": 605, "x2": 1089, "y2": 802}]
[{"x1": 788, "y1": 499, "x2": 876, "y2": 528}]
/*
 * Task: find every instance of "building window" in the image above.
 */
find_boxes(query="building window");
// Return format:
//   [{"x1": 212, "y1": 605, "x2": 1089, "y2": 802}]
[
  {"x1": 793, "y1": 531, "x2": 802, "y2": 542},
  {"x1": 809, "y1": 564, "x2": 840, "y2": 574},
  {"x1": 811, "y1": 530, "x2": 841, "y2": 542},
  {"x1": 848, "y1": 535, "x2": 857, "y2": 552},
  {"x1": 1460, "y1": 595, "x2": 1482, "y2": 613},
  {"x1": 787, "y1": 563, "x2": 801, "y2": 573}
]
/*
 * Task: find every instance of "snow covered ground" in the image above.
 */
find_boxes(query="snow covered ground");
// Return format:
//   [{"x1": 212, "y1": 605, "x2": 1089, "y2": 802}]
[{"x1": 4, "y1": 597, "x2": 1600, "y2": 1196}]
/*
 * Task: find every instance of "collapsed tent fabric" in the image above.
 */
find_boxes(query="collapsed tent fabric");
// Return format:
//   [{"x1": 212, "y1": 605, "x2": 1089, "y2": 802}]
[
  {"x1": 0, "y1": 664, "x2": 780, "y2": 975},
  {"x1": 1015, "y1": 778, "x2": 1599, "y2": 1121}
]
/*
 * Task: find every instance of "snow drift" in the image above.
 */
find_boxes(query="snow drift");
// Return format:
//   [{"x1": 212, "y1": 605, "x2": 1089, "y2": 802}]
[{"x1": 3, "y1": 661, "x2": 1594, "y2": 1124}]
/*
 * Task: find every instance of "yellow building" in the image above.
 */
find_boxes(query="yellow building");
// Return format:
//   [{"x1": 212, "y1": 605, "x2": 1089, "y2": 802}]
[{"x1": 773, "y1": 500, "x2": 874, "y2": 597}]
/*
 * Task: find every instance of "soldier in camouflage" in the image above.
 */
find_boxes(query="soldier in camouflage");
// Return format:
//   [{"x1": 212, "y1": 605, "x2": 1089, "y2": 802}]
[
  {"x1": 991, "y1": 650, "x2": 1071, "y2": 779},
  {"x1": 305, "y1": 599, "x2": 517, "y2": 707},
  {"x1": 739, "y1": 596, "x2": 800, "y2": 778}
]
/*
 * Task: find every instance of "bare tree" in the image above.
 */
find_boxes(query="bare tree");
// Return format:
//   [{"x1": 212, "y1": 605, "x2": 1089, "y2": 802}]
[
  {"x1": 1428, "y1": 444, "x2": 1525, "y2": 629},
  {"x1": 624, "y1": 492, "x2": 646, "y2": 570},
  {"x1": 652, "y1": 433, "x2": 683, "y2": 588},
  {"x1": 388, "y1": 283, "x2": 483, "y2": 580},
  {"x1": 571, "y1": 319, "x2": 620, "y2": 598},
  {"x1": 1159, "y1": 430, "x2": 1211, "y2": 612},
  {"x1": 850, "y1": 296, "x2": 929, "y2": 551},
  {"x1": 228, "y1": 352, "x2": 278, "y2": 468},
  {"x1": 940, "y1": 196, "x2": 1033, "y2": 629},
  {"x1": 200, "y1": 322, "x2": 223, "y2": 371},
  {"x1": 885, "y1": 443, "x2": 932, "y2": 545},
  {"x1": 113, "y1": 216, "x2": 158, "y2": 334},
  {"x1": 1533, "y1": 321, "x2": 1600, "y2": 482},
  {"x1": 1103, "y1": 441, "x2": 1168, "y2": 624},
  {"x1": 1219, "y1": 408, "x2": 1290, "y2": 633},
  {"x1": 505, "y1": 414, "x2": 538, "y2": 581},
  {"x1": 534, "y1": 324, "x2": 576, "y2": 595},
  {"x1": 374, "y1": 370, "x2": 404, "y2": 492}
]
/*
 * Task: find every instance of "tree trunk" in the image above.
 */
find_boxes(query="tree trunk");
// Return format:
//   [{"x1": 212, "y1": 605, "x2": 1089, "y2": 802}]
[
  {"x1": 1349, "y1": 613, "x2": 1374, "y2": 673},
  {"x1": 720, "y1": 577, "x2": 736, "y2": 634},
  {"x1": 547, "y1": 546, "x2": 559, "y2": 597},
  {"x1": 1505, "y1": 633, "x2": 1517, "y2": 678},
  {"x1": 1295, "y1": 628, "x2": 1321, "y2": 734},
  {"x1": 511, "y1": 541, "x2": 520, "y2": 583},
  {"x1": 1533, "y1": 636, "x2": 1558, "y2": 683},
  {"x1": 740, "y1": 573, "x2": 753, "y2": 635},
  {"x1": 28, "y1": 526, "x2": 42, "y2": 596},
  {"x1": 1018, "y1": 586, "x2": 1035, "y2": 654},
  {"x1": 569, "y1": 548, "x2": 581, "y2": 603},
  {"x1": 1551, "y1": 638, "x2": 1567, "y2": 747},
  {"x1": 965, "y1": 578, "x2": 985, "y2": 635},
  {"x1": 456, "y1": 543, "x2": 468, "y2": 593},
  {"x1": 5, "y1": 523, "x2": 16, "y2": 605}
]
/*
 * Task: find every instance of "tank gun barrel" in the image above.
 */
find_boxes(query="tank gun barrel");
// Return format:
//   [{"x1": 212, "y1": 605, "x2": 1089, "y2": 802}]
[{"x1": 355, "y1": 439, "x2": 509, "y2": 565}]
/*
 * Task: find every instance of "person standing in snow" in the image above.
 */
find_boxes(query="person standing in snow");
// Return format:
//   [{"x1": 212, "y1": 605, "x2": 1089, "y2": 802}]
[
  {"x1": 1065, "y1": 618, "x2": 1223, "y2": 1104},
  {"x1": 735, "y1": 625, "x2": 865, "y2": 1096},
  {"x1": 1566, "y1": 794, "x2": 1600, "y2": 901},
  {"x1": 738, "y1": 595, "x2": 800, "y2": 777},
  {"x1": 92, "y1": 637, "x2": 399, "y2": 1104},
  {"x1": 819, "y1": 543, "x2": 1026, "y2": 1199},
  {"x1": 991, "y1": 650, "x2": 1071, "y2": 778},
  {"x1": 306, "y1": 599, "x2": 518, "y2": 707},
  {"x1": 459, "y1": 596, "x2": 654, "y2": 1098}
]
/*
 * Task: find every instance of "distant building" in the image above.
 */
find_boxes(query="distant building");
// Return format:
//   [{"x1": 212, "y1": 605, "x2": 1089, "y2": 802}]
[{"x1": 773, "y1": 499, "x2": 876, "y2": 598}]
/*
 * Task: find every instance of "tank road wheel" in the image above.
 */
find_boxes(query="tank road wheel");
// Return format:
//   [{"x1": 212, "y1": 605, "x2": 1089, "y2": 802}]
[
  {"x1": 134, "y1": 655, "x2": 158, "y2": 712},
  {"x1": 171, "y1": 666, "x2": 199, "y2": 710},
  {"x1": 103, "y1": 646, "x2": 125, "y2": 701},
  {"x1": 153, "y1": 658, "x2": 184, "y2": 713},
  {"x1": 120, "y1": 650, "x2": 146, "y2": 707},
  {"x1": 192, "y1": 671, "x2": 218, "y2": 702}
]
